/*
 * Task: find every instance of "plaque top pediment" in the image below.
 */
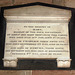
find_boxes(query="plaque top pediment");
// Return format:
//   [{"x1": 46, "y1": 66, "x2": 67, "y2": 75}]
[{"x1": 4, "y1": 5, "x2": 71, "y2": 18}]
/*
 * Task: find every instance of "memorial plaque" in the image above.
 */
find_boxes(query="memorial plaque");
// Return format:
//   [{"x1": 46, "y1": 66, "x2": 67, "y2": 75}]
[{"x1": 3, "y1": 5, "x2": 71, "y2": 68}]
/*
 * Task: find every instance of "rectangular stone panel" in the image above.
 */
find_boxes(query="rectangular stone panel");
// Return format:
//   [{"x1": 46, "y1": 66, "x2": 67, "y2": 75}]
[
  {"x1": 52, "y1": 0, "x2": 65, "y2": 6},
  {"x1": 65, "y1": 0, "x2": 75, "y2": 8},
  {"x1": 3, "y1": 5, "x2": 71, "y2": 68},
  {"x1": 0, "y1": 70, "x2": 32, "y2": 75},
  {"x1": 0, "y1": 0, "x2": 12, "y2": 7}
]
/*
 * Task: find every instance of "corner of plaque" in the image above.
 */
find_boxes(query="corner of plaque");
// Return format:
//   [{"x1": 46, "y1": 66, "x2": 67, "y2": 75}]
[
  {"x1": 3, "y1": 57, "x2": 18, "y2": 67},
  {"x1": 57, "y1": 57, "x2": 71, "y2": 68}
]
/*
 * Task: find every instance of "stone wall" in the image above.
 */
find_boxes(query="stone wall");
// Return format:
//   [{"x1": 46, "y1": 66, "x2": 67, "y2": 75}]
[
  {"x1": 0, "y1": 0, "x2": 75, "y2": 75},
  {"x1": 0, "y1": 70, "x2": 75, "y2": 75},
  {"x1": 0, "y1": 0, "x2": 75, "y2": 8}
]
